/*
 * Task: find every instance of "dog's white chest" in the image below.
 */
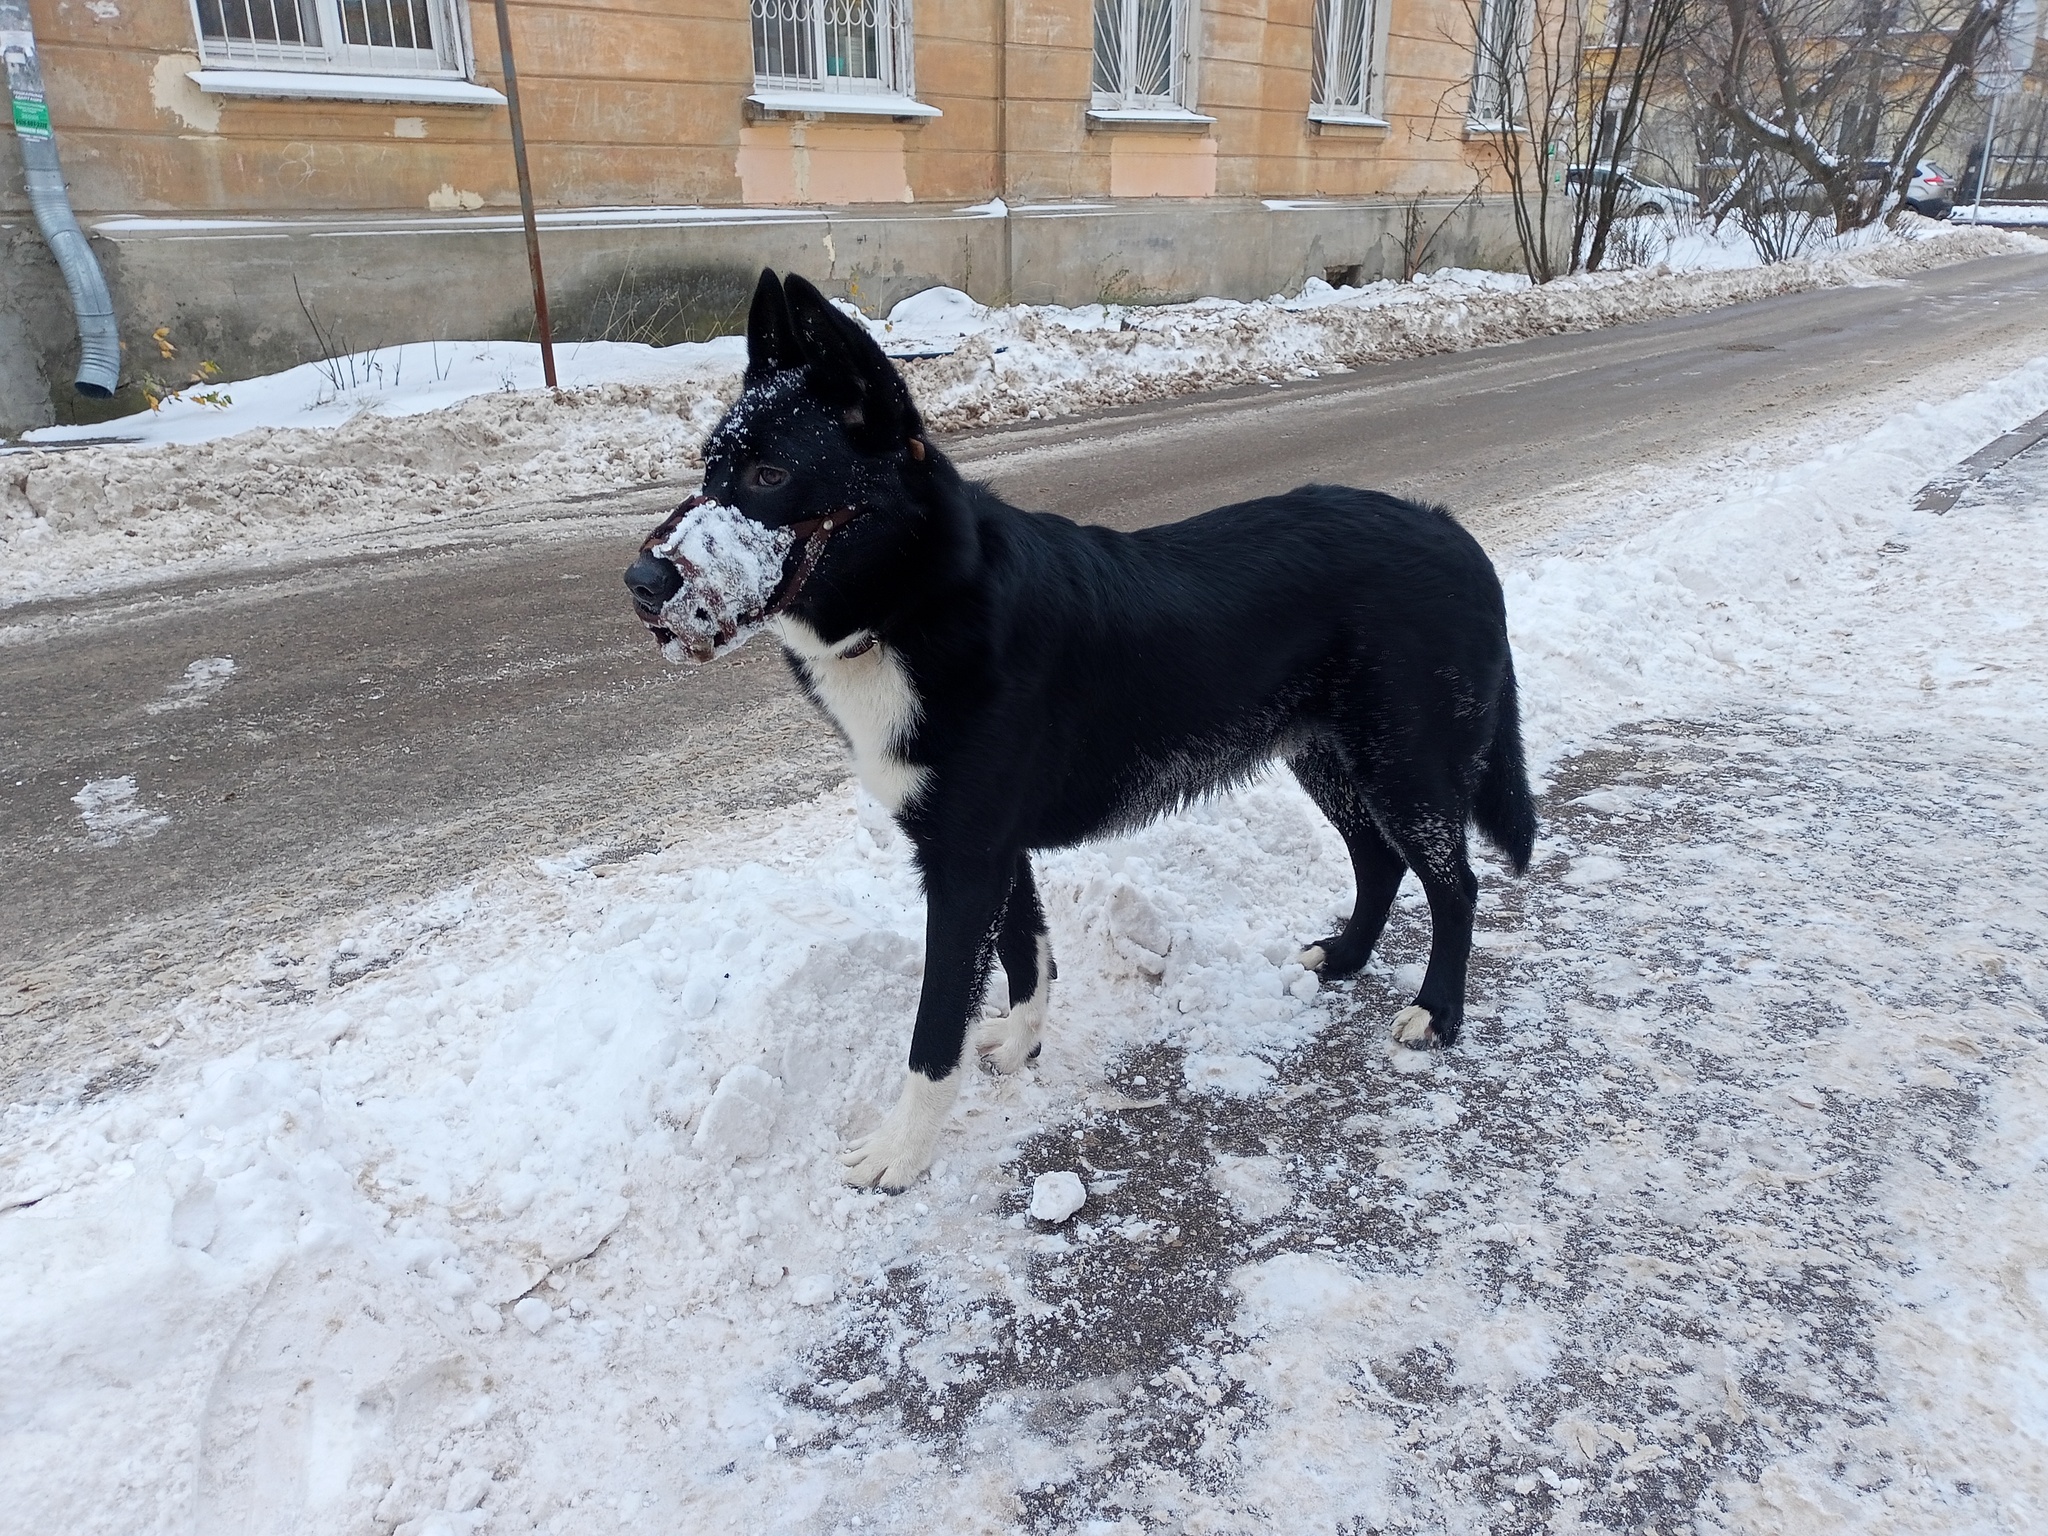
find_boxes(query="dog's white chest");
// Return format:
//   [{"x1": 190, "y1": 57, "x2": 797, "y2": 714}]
[{"x1": 772, "y1": 618, "x2": 929, "y2": 811}]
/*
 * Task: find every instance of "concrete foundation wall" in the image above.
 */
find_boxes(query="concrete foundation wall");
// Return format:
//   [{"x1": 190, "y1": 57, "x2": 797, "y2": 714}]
[{"x1": 2, "y1": 195, "x2": 1525, "y2": 433}]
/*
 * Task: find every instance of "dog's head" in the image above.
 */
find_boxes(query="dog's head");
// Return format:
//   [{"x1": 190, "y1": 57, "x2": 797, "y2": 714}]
[{"x1": 625, "y1": 270, "x2": 931, "y2": 654}]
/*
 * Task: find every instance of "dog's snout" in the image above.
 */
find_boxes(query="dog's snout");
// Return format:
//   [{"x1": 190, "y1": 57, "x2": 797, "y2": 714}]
[{"x1": 625, "y1": 552, "x2": 684, "y2": 613}]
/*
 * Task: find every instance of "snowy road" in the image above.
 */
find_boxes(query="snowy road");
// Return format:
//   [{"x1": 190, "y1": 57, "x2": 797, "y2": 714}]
[
  {"x1": 8, "y1": 253, "x2": 2048, "y2": 1101},
  {"x1": 3, "y1": 350, "x2": 2045, "y2": 1534}
]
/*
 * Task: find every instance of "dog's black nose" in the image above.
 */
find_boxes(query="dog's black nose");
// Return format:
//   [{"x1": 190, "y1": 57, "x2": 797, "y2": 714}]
[{"x1": 625, "y1": 553, "x2": 684, "y2": 612}]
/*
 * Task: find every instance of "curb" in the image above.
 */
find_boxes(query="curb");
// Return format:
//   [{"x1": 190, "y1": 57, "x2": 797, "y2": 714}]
[{"x1": 1915, "y1": 406, "x2": 2048, "y2": 511}]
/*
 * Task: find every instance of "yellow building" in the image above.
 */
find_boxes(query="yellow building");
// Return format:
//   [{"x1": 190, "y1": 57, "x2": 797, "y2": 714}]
[{"x1": 2, "y1": 0, "x2": 1529, "y2": 426}]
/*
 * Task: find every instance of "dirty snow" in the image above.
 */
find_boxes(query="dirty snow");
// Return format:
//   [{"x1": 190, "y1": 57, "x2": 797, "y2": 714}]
[
  {"x1": 3, "y1": 222, "x2": 2040, "y2": 610},
  {"x1": 1028, "y1": 1171, "x2": 1089, "y2": 1224},
  {"x1": 143, "y1": 655, "x2": 237, "y2": 713},
  {"x1": 69, "y1": 775, "x2": 170, "y2": 847},
  {"x1": 4, "y1": 347, "x2": 2047, "y2": 1530}
]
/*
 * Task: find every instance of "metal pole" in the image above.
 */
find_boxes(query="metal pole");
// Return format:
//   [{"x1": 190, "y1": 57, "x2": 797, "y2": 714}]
[
  {"x1": 492, "y1": 0, "x2": 556, "y2": 390},
  {"x1": 1972, "y1": 89, "x2": 2000, "y2": 222},
  {"x1": 996, "y1": 0, "x2": 1012, "y2": 303}
]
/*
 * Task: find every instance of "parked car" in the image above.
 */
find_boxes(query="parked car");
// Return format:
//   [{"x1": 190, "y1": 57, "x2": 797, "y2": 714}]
[
  {"x1": 1564, "y1": 165, "x2": 1700, "y2": 216},
  {"x1": 1846, "y1": 158, "x2": 1954, "y2": 218},
  {"x1": 1904, "y1": 159, "x2": 1954, "y2": 219},
  {"x1": 1767, "y1": 156, "x2": 1957, "y2": 217}
]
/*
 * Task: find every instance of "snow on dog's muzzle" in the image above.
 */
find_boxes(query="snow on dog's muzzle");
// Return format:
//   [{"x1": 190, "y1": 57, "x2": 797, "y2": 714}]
[{"x1": 627, "y1": 495, "x2": 798, "y2": 665}]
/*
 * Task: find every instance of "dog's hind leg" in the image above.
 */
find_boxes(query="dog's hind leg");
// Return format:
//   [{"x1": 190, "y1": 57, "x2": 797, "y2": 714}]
[
  {"x1": 979, "y1": 853, "x2": 1055, "y2": 1073},
  {"x1": 1376, "y1": 808, "x2": 1479, "y2": 1050},
  {"x1": 842, "y1": 857, "x2": 1010, "y2": 1191},
  {"x1": 1289, "y1": 744, "x2": 1407, "y2": 980}
]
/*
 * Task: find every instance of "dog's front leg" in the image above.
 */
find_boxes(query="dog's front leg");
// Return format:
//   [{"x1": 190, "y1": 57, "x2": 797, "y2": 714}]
[{"x1": 841, "y1": 860, "x2": 1007, "y2": 1191}]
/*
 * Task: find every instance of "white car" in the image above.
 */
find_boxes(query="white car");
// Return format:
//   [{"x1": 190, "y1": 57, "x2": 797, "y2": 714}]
[
  {"x1": 1849, "y1": 157, "x2": 1954, "y2": 217},
  {"x1": 1565, "y1": 166, "x2": 1700, "y2": 216},
  {"x1": 1905, "y1": 159, "x2": 1955, "y2": 218}
]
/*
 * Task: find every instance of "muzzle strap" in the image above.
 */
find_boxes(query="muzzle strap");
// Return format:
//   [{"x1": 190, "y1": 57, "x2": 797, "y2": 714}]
[
  {"x1": 638, "y1": 493, "x2": 705, "y2": 554},
  {"x1": 762, "y1": 502, "x2": 871, "y2": 618}
]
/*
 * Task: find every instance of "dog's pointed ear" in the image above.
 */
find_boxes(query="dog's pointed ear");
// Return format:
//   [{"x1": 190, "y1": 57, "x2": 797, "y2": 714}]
[
  {"x1": 782, "y1": 272, "x2": 926, "y2": 456},
  {"x1": 744, "y1": 269, "x2": 801, "y2": 386}
]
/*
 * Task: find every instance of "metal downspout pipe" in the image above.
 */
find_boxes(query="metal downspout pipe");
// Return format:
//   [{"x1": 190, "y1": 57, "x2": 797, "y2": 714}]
[{"x1": 2, "y1": 0, "x2": 119, "y2": 398}]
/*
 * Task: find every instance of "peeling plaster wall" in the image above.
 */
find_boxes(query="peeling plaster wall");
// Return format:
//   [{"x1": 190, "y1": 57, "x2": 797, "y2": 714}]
[
  {"x1": 737, "y1": 124, "x2": 916, "y2": 206},
  {"x1": 1108, "y1": 134, "x2": 1219, "y2": 198}
]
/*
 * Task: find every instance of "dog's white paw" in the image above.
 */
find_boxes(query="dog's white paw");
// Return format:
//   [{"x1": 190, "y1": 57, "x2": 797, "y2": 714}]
[
  {"x1": 840, "y1": 1069, "x2": 960, "y2": 1191},
  {"x1": 977, "y1": 990, "x2": 1047, "y2": 1074},
  {"x1": 1391, "y1": 1005, "x2": 1438, "y2": 1047},
  {"x1": 1292, "y1": 944, "x2": 1327, "y2": 972},
  {"x1": 979, "y1": 935, "x2": 1052, "y2": 1074}
]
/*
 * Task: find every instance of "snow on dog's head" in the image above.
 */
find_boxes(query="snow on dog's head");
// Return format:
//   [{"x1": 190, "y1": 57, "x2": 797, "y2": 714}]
[
  {"x1": 625, "y1": 269, "x2": 936, "y2": 660},
  {"x1": 629, "y1": 495, "x2": 796, "y2": 664}
]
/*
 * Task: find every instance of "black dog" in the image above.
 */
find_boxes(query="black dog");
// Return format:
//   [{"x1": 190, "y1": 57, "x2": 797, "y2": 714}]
[{"x1": 627, "y1": 270, "x2": 1535, "y2": 1189}]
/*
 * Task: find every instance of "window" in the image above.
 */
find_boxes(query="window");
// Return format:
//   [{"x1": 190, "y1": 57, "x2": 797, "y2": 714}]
[
  {"x1": 1091, "y1": 0, "x2": 1201, "y2": 114},
  {"x1": 1310, "y1": 0, "x2": 1386, "y2": 123},
  {"x1": 191, "y1": 0, "x2": 468, "y2": 76},
  {"x1": 752, "y1": 0, "x2": 919, "y2": 101},
  {"x1": 1468, "y1": 0, "x2": 1527, "y2": 128}
]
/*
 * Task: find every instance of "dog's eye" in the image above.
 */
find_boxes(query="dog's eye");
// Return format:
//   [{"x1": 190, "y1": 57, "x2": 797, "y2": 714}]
[{"x1": 750, "y1": 465, "x2": 789, "y2": 489}]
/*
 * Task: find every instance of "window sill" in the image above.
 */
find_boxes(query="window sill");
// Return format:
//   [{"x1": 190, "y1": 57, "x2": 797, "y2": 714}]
[
  {"x1": 188, "y1": 69, "x2": 505, "y2": 106},
  {"x1": 1086, "y1": 107, "x2": 1216, "y2": 133},
  {"x1": 1464, "y1": 120, "x2": 1526, "y2": 137},
  {"x1": 746, "y1": 88, "x2": 942, "y2": 121},
  {"x1": 1308, "y1": 111, "x2": 1389, "y2": 135}
]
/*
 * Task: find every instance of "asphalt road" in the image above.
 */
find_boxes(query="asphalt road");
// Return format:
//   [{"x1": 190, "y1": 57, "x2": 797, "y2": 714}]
[{"x1": 7, "y1": 250, "x2": 2048, "y2": 1089}]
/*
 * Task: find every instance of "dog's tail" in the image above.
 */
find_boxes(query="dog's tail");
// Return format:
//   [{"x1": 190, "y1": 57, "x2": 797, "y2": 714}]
[{"x1": 1473, "y1": 660, "x2": 1537, "y2": 875}]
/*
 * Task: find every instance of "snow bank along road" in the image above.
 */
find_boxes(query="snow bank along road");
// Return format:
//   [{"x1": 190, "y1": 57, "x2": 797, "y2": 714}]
[
  {"x1": 3, "y1": 341, "x2": 2046, "y2": 1534},
  {"x1": 6, "y1": 224, "x2": 2032, "y2": 609},
  {"x1": 6, "y1": 252, "x2": 2048, "y2": 1101}
]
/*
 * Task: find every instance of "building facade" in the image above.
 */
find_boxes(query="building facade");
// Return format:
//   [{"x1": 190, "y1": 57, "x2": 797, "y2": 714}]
[{"x1": 2, "y1": 0, "x2": 1528, "y2": 427}]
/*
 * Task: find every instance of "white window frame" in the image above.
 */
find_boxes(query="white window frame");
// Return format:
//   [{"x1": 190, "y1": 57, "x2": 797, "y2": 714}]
[
  {"x1": 749, "y1": 0, "x2": 937, "y2": 115},
  {"x1": 1468, "y1": 0, "x2": 1529, "y2": 131},
  {"x1": 188, "y1": 0, "x2": 472, "y2": 81},
  {"x1": 1089, "y1": 0, "x2": 1207, "y2": 121},
  {"x1": 1309, "y1": 0, "x2": 1390, "y2": 125}
]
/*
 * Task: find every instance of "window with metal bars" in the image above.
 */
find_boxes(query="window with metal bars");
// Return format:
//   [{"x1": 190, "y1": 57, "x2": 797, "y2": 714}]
[
  {"x1": 1091, "y1": 0, "x2": 1198, "y2": 112},
  {"x1": 751, "y1": 0, "x2": 916, "y2": 97},
  {"x1": 1310, "y1": 0, "x2": 1385, "y2": 122},
  {"x1": 1468, "y1": 0, "x2": 1528, "y2": 127},
  {"x1": 191, "y1": 0, "x2": 464, "y2": 76}
]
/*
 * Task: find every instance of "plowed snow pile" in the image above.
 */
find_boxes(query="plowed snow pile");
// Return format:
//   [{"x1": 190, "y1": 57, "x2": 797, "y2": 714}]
[
  {"x1": 3, "y1": 350, "x2": 2046, "y2": 1531},
  {"x1": 3, "y1": 222, "x2": 2040, "y2": 608}
]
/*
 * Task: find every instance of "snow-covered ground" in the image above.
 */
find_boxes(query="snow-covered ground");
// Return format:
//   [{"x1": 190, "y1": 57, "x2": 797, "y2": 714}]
[
  {"x1": 1953, "y1": 202, "x2": 2048, "y2": 227},
  {"x1": 3, "y1": 221, "x2": 2039, "y2": 610},
  {"x1": 4, "y1": 336, "x2": 2046, "y2": 1530}
]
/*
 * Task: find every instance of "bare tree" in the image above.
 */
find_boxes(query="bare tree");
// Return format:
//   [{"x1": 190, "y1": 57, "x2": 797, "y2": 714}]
[
  {"x1": 1667, "y1": 18, "x2": 1826, "y2": 255},
  {"x1": 1383, "y1": 179, "x2": 1492, "y2": 281},
  {"x1": 1572, "y1": 0, "x2": 1697, "y2": 270},
  {"x1": 1460, "y1": 0, "x2": 1583, "y2": 281},
  {"x1": 1456, "y1": 0, "x2": 1701, "y2": 279},
  {"x1": 1709, "y1": 0, "x2": 2014, "y2": 230},
  {"x1": 1714, "y1": 143, "x2": 1837, "y2": 255}
]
